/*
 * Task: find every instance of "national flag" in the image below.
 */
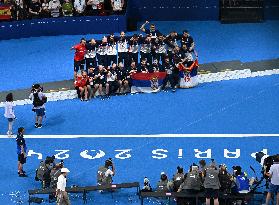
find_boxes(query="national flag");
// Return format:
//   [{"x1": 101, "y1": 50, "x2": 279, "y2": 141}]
[
  {"x1": 0, "y1": 5, "x2": 11, "y2": 20},
  {"x1": 131, "y1": 72, "x2": 166, "y2": 93},
  {"x1": 179, "y1": 59, "x2": 199, "y2": 88}
]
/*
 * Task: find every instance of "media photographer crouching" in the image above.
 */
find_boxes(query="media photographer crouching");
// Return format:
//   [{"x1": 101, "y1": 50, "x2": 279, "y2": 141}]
[
  {"x1": 29, "y1": 84, "x2": 47, "y2": 128},
  {"x1": 35, "y1": 156, "x2": 64, "y2": 202},
  {"x1": 97, "y1": 158, "x2": 115, "y2": 186},
  {"x1": 35, "y1": 156, "x2": 64, "y2": 188}
]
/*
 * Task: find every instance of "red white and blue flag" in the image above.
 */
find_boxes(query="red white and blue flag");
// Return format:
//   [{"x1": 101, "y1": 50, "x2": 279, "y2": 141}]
[
  {"x1": 131, "y1": 72, "x2": 166, "y2": 93},
  {"x1": 178, "y1": 59, "x2": 199, "y2": 88}
]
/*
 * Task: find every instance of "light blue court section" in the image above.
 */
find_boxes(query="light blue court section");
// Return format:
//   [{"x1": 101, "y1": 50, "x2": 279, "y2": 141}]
[
  {"x1": 0, "y1": 21, "x2": 279, "y2": 91},
  {"x1": 0, "y1": 136, "x2": 278, "y2": 204},
  {"x1": 0, "y1": 75, "x2": 279, "y2": 135}
]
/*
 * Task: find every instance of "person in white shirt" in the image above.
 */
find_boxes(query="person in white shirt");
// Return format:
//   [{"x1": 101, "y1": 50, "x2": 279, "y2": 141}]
[
  {"x1": 111, "y1": 0, "x2": 123, "y2": 12},
  {"x1": 4, "y1": 93, "x2": 16, "y2": 137},
  {"x1": 74, "y1": 0, "x2": 86, "y2": 15},
  {"x1": 56, "y1": 167, "x2": 70, "y2": 205},
  {"x1": 48, "y1": 0, "x2": 61, "y2": 17},
  {"x1": 265, "y1": 156, "x2": 279, "y2": 205}
]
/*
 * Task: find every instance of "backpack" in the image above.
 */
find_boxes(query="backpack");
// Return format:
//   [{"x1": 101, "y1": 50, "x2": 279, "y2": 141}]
[
  {"x1": 35, "y1": 161, "x2": 47, "y2": 181},
  {"x1": 33, "y1": 92, "x2": 47, "y2": 107},
  {"x1": 219, "y1": 171, "x2": 232, "y2": 193},
  {"x1": 35, "y1": 161, "x2": 51, "y2": 182},
  {"x1": 97, "y1": 166, "x2": 112, "y2": 185},
  {"x1": 235, "y1": 174, "x2": 250, "y2": 192},
  {"x1": 50, "y1": 169, "x2": 61, "y2": 188}
]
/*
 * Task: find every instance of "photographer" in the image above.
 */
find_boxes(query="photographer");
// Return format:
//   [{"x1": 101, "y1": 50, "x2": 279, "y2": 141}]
[
  {"x1": 49, "y1": 162, "x2": 64, "y2": 202},
  {"x1": 29, "y1": 84, "x2": 47, "y2": 128},
  {"x1": 265, "y1": 155, "x2": 279, "y2": 205},
  {"x1": 172, "y1": 166, "x2": 185, "y2": 192},
  {"x1": 177, "y1": 164, "x2": 202, "y2": 205},
  {"x1": 97, "y1": 158, "x2": 115, "y2": 185},
  {"x1": 35, "y1": 156, "x2": 55, "y2": 188},
  {"x1": 203, "y1": 161, "x2": 220, "y2": 205},
  {"x1": 156, "y1": 172, "x2": 173, "y2": 192}
]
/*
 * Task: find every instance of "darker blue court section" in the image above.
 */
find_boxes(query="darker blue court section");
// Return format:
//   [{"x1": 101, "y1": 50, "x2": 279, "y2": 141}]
[
  {"x1": 0, "y1": 136, "x2": 278, "y2": 204},
  {"x1": 1, "y1": 75, "x2": 278, "y2": 135}
]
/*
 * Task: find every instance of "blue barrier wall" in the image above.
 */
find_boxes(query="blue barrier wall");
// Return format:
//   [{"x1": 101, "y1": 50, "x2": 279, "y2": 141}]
[
  {"x1": 0, "y1": 15, "x2": 126, "y2": 40},
  {"x1": 127, "y1": 0, "x2": 279, "y2": 21},
  {"x1": 127, "y1": 0, "x2": 219, "y2": 21},
  {"x1": 265, "y1": 0, "x2": 279, "y2": 19}
]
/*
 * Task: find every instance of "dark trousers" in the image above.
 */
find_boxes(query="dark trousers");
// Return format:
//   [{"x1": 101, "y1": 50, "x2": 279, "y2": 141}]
[
  {"x1": 85, "y1": 57, "x2": 97, "y2": 71},
  {"x1": 118, "y1": 52, "x2": 128, "y2": 66},
  {"x1": 74, "y1": 59, "x2": 85, "y2": 72},
  {"x1": 154, "y1": 53, "x2": 166, "y2": 63},
  {"x1": 108, "y1": 81, "x2": 119, "y2": 95},
  {"x1": 140, "y1": 52, "x2": 152, "y2": 65},
  {"x1": 97, "y1": 54, "x2": 107, "y2": 67},
  {"x1": 162, "y1": 73, "x2": 179, "y2": 89},
  {"x1": 167, "y1": 50, "x2": 174, "y2": 63},
  {"x1": 129, "y1": 53, "x2": 139, "y2": 65},
  {"x1": 107, "y1": 55, "x2": 117, "y2": 66}
]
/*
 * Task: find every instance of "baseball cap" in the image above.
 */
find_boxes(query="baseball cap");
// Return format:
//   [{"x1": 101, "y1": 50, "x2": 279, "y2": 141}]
[{"x1": 61, "y1": 168, "x2": 70, "y2": 173}]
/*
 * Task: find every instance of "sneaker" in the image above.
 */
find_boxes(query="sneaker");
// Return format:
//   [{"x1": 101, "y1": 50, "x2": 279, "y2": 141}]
[
  {"x1": 19, "y1": 173, "x2": 28, "y2": 177},
  {"x1": 172, "y1": 88, "x2": 176, "y2": 92},
  {"x1": 35, "y1": 123, "x2": 38, "y2": 128},
  {"x1": 7, "y1": 131, "x2": 13, "y2": 136},
  {"x1": 37, "y1": 124, "x2": 42, "y2": 129}
]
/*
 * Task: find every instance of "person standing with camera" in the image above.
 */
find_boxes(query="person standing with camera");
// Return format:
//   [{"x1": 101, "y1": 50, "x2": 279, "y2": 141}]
[
  {"x1": 16, "y1": 127, "x2": 27, "y2": 177},
  {"x1": 97, "y1": 158, "x2": 115, "y2": 185},
  {"x1": 265, "y1": 155, "x2": 279, "y2": 205},
  {"x1": 29, "y1": 84, "x2": 47, "y2": 128},
  {"x1": 56, "y1": 167, "x2": 70, "y2": 205}
]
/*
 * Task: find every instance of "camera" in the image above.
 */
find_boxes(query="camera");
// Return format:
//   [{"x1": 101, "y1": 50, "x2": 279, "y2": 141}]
[
  {"x1": 31, "y1": 84, "x2": 43, "y2": 93},
  {"x1": 105, "y1": 158, "x2": 113, "y2": 167},
  {"x1": 255, "y1": 152, "x2": 279, "y2": 174}
]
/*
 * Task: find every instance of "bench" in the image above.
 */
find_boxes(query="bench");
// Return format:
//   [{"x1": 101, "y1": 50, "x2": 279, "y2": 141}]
[{"x1": 28, "y1": 182, "x2": 140, "y2": 204}]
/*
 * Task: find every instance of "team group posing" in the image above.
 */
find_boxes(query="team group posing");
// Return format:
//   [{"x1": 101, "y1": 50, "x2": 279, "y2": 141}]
[{"x1": 72, "y1": 21, "x2": 198, "y2": 100}]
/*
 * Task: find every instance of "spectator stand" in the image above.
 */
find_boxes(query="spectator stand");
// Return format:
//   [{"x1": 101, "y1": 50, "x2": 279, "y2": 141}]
[
  {"x1": 0, "y1": 15, "x2": 127, "y2": 40},
  {"x1": 28, "y1": 182, "x2": 140, "y2": 204}
]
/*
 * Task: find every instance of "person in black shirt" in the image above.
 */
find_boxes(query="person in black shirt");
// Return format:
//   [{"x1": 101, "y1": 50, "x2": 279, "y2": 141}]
[
  {"x1": 116, "y1": 62, "x2": 129, "y2": 94},
  {"x1": 16, "y1": 127, "x2": 27, "y2": 177},
  {"x1": 139, "y1": 35, "x2": 152, "y2": 65},
  {"x1": 128, "y1": 34, "x2": 141, "y2": 66},
  {"x1": 29, "y1": 0, "x2": 42, "y2": 19},
  {"x1": 94, "y1": 65, "x2": 107, "y2": 97},
  {"x1": 179, "y1": 30, "x2": 195, "y2": 52},
  {"x1": 165, "y1": 32, "x2": 180, "y2": 62},
  {"x1": 161, "y1": 56, "x2": 179, "y2": 92},
  {"x1": 85, "y1": 39, "x2": 97, "y2": 72},
  {"x1": 105, "y1": 64, "x2": 119, "y2": 96},
  {"x1": 116, "y1": 31, "x2": 129, "y2": 67},
  {"x1": 153, "y1": 34, "x2": 167, "y2": 63},
  {"x1": 96, "y1": 37, "x2": 108, "y2": 67},
  {"x1": 137, "y1": 58, "x2": 149, "y2": 73},
  {"x1": 106, "y1": 34, "x2": 118, "y2": 67},
  {"x1": 148, "y1": 59, "x2": 164, "y2": 73},
  {"x1": 140, "y1": 21, "x2": 162, "y2": 41}
]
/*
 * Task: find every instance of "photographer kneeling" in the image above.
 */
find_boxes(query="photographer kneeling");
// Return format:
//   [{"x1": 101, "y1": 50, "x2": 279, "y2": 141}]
[
  {"x1": 29, "y1": 84, "x2": 47, "y2": 128},
  {"x1": 97, "y1": 158, "x2": 115, "y2": 186},
  {"x1": 265, "y1": 155, "x2": 279, "y2": 205}
]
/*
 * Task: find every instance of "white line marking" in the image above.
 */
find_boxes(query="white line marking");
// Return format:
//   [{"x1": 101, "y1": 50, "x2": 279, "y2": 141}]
[{"x1": 1, "y1": 134, "x2": 279, "y2": 138}]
